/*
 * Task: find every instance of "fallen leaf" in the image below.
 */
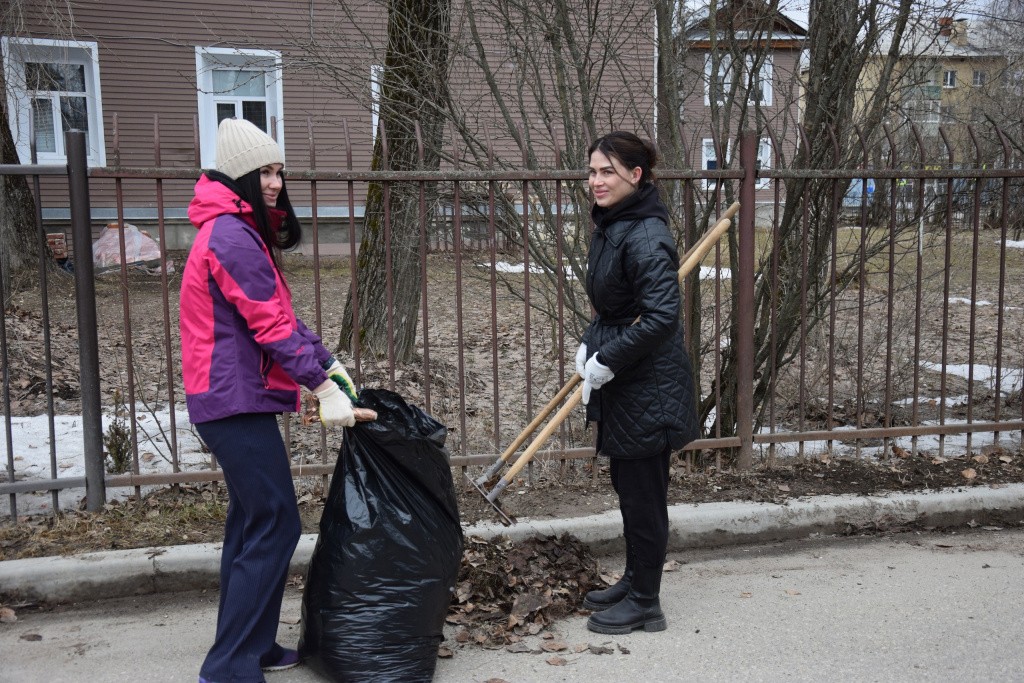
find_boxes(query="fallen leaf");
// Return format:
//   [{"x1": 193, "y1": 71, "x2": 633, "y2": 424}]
[
  {"x1": 20, "y1": 633, "x2": 42, "y2": 641},
  {"x1": 777, "y1": 484, "x2": 790, "y2": 492},
  {"x1": 999, "y1": 455, "x2": 1013, "y2": 464},
  {"x1": 961, "y1": 468, "x2": 977, "y2": 480},
  {"x1": 546, "y1": 656, "x2": 567, "y2": 666},
  {"x1": 618, "y1": 644, "x2": 631, "y2": 654},
  {"x1": 589, "y1": 644, "x2": 614, "y2": 655},
  {"x1": 740, "y1": 592, "x2": 753, "y2": 598},
  {"x1": 0, "y1": 607, "x2": 16, "y2": 623},
  {"x1": 541, "y1": 640, "x2": 568, "y2": 652},
  {"x1": 663, "y1": 559, "x2": 682, "y2": 572},
  {"x1": 437, "y1": 646, "x2": 454, "y2": 658},
  {"x1": 972, "y1": 455, "x2": 989, "y2": 464},
  {"x1": 506, "y1": 642, "x2": 533, "y2": 653}
]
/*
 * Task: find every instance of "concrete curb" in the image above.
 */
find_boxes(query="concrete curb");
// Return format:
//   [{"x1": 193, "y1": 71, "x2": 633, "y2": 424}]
[{"x1": 3, "y1": 484, "x2": 1023, "y2": 604}]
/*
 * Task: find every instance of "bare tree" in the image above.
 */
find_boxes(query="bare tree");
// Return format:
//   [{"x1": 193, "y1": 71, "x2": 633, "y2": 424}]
[
  {"x1": 334, "y1": 0, "x2": 451, "y2": 362},
  {"x1": 675, "y1": 0, "x2": 987, "y2": 441},
  {"x1": 0, "y1": 1, "x2": 66, "y2": 301}
]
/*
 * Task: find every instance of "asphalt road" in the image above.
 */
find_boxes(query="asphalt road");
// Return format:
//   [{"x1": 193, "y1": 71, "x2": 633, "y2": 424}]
[{"x1": 3, "y1": 527, "x2": 1024, "y2": 683}]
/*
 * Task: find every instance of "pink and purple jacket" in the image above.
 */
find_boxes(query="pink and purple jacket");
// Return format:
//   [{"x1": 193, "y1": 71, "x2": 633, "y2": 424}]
[{"x1": 179, "y1": 174, "x2": 331, "y2": 424}]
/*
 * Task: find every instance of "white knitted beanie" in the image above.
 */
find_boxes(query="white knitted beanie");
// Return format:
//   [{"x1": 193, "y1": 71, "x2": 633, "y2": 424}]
[{"x1": 215, "y1": 118, "x2": 284, "y2": 180}]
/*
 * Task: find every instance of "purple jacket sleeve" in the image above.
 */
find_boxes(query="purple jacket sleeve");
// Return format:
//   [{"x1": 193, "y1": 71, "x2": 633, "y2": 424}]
[
  {"x1": 295, "y1": 318, "x2": 333, "y2": 366},
  {"x1": 206, "y1": 217, "x2": 329, "y2": 390}
]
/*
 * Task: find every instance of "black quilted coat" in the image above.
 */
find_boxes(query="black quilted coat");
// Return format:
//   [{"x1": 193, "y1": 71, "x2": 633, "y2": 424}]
[{"x1": 581, "y1": 183, "x2": 699, "y2": 459}]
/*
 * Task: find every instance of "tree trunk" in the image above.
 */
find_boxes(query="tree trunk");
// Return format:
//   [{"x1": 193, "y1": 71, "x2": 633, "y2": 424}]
[
  {"x1": 338, "y1": 0, "x2": 450, "y2": 362},
  {"x1": 0, "y1": 64, "x2": 42, "y2": 304}
]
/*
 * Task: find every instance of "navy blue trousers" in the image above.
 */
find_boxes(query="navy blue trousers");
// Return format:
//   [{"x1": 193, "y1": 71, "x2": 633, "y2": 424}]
[
  {"x1": 196, "y1": 413, "x2": 301, "y2": 683},
  {"x1": 609, "y1": 447, "x2": 671, "y2": 598}
]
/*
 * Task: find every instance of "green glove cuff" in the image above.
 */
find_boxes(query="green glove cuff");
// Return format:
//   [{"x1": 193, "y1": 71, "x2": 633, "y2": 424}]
[{"x1": 329, "y1": 371, "x2": 359, "y2": 402}]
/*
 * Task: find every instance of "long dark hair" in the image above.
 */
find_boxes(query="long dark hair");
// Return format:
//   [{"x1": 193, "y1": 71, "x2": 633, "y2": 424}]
[
  {"x1": 208, "y1": 169, "x2": 302, "y2": 271},
  {"x1": 587, "y1": 131, "x2": 659, "y2": 185}
]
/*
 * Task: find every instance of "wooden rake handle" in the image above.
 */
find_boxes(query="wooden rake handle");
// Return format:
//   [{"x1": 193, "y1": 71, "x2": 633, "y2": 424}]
[
  {"x1": 494, "y1": 201, "x2": 740, "y2": 488},
  {"x1": 495, "y1": 372, "x2": 582, "y2": 466},
  {"x1": 678, "y1": 201, "x2": 740, "y2": 285},
  {"x1": 497, "y1": 385, "x2": 584, "y2": 485}
]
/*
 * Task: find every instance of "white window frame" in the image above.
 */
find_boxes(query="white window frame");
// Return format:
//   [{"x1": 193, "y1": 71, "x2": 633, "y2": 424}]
[
  {"x1": 908, "y1": 99, "x2": 940, "y2": 125},
  {"x1": 702, "y1": 137, "x2": 772, "y2": 190},
  {"x1": 973, "y1": 70, "x2": 986, "y2": 87},
  {"x1": 2, "y1": 37, "x2": 106, "y2": 166},
  {"x1": 744, "y1": 54, "x2": 773, "y2": 106},
  {"x1": 942, "y1": 69, "x2": 957, "y2": 88},
  {"x1": 702, "y1": 138, "x2": 721, "y2": 188},
  {"x1": 195, "y1": 47, "x2": 284, "y2": 170},
  {"x1": 704, "y1": 53, "x2": 772, "y2": 107},
  {"x1": 703, "y1": 54, "x2": 734, "y2": 106}
]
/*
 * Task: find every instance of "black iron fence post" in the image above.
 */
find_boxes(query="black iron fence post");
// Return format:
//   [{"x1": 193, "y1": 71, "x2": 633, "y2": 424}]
[
  {"x1": 66, "y1": 130, "x2": 105, "y2": 511},
  {"x1": 736, "y1": 130, "x2": 757, "y2": 469}
]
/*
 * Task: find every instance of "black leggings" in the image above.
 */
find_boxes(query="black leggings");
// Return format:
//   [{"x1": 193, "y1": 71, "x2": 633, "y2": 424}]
[{"x1": 609, "y1": 447, "x2": 671, "y2": 596}]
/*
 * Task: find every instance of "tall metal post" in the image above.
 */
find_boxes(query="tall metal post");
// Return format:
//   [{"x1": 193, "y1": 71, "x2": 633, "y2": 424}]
[
  {"x1": 67, "y1": 130, "x2": 105, "y2": 510},
  {"x1": 736, "y1": 131, "x2": 757, "y2": 469}
]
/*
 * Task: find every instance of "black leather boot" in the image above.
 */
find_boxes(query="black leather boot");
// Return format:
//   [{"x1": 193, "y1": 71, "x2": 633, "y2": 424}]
[
  {"x1": 582, "y1": 569, "x2": 633, "y2": 611},
  {"x1": 585, "y1": 592, "x2": 667, "y2": 634}
]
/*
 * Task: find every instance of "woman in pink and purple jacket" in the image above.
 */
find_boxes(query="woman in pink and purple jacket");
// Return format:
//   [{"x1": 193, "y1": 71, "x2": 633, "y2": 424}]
[{"x1": 180, "y1": 118, "x2": 355, "y2": 683}]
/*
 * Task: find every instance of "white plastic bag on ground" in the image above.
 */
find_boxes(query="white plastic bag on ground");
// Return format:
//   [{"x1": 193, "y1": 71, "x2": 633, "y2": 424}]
[{"x1": 92, "y1": 223, "x2": 173, "y2": 275}]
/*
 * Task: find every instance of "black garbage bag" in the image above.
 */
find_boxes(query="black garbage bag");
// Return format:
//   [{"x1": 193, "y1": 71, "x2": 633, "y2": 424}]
[{"x1": 299, "y1": 388, "x2": 463, "y2": 682}]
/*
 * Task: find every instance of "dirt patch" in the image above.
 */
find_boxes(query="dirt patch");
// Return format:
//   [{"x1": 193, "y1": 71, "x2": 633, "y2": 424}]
[
  {"x1": 2, "y1": 251, "x2": 1024, "y2": 559},
  {"x1": 2, "y1": 441, "x2": 1023, "y2": 561}
]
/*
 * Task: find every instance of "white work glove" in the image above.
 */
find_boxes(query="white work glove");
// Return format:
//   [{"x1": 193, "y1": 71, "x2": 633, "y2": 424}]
[
  {"x1": 581, "y1": 353, "x2": 614, "y2": 405},
  {"x1": 575, "y1": 342, "x2": 587, "y2": 377},
  {"x1": 313, "y1": 379, "x2": 356, "y2": 427},
  {"x1": 324, "y1": 358, "x2": 358, "y2": 402}
]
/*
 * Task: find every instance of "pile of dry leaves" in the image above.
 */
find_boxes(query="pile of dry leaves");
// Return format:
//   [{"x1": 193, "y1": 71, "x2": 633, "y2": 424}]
[{"x1": 444, "y1": 534, "x2": 602, "y2": 652}]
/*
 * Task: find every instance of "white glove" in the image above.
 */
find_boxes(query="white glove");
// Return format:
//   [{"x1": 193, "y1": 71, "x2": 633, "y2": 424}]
[
  {"x1": 575, "y1": 342, "x2": 587, "y2": 377},
  {"x1": 313, "y1": 379, "x2": 356, "y2": 427},
  {"x1": 581, "y1": 353, "x2": 614, "y2": 405},
  {"x1": 324, "y1": 358, "x2": 358, "y2": 401}
]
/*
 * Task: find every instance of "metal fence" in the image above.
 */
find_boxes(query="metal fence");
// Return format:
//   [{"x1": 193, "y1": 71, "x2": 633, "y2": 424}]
[{"x1": 2, "y1": 121, "x2": 1023, "y2": 521}]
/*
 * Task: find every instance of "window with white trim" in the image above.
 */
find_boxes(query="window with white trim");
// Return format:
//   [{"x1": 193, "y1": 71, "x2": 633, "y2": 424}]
[
  {"x1": 702, "y1": 138, "x2": 720, "y2": 189},
  {"x1": 2, "y1": 37, "x2": 105, "y2": 165},
  {"x1": 704, "y1": 53, "x2": 772, "y2": 106},
  {"x1": 908, "y1": 99, "x2": 940, "y2": 124},
  {"x1": 195, "y1": 47, "x2": 283, "y2": 169},
  {"x1": 702, "y1": 137, "x2": 772, "y2": 190},
  {"x1": 942, "y1": 69, "x2": 957, "y2": 88},
  {"x1": 973, "y1": 70, "x2": 986, "y2": 87}
]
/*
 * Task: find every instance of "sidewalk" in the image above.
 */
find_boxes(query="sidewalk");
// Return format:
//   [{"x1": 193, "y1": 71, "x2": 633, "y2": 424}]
[{"x1": 3, "y1": 484, "x2": 1023, "y2": 603}]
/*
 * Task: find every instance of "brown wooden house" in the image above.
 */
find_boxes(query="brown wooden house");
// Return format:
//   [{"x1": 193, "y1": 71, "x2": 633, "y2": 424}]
[
  {"x1": 679, "y1": 1, "x2": 807, "y2": 211},
  {"x1": 2, "y1": 0, "x2": 708, "y2": 247}
]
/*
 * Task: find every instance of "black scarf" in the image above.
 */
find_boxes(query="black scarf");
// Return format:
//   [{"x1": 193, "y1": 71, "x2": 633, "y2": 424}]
[{"x1": 590, "y1": 182, "x2": 670, "y2": 231}]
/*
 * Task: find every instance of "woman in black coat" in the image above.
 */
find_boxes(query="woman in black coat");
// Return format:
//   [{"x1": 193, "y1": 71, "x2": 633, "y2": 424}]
[{"x1": 576, "y1": 131, "x2": 698, "y2": 635}]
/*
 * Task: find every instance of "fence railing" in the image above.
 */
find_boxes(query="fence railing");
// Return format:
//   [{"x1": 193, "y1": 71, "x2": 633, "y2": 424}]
[{"x1": 2, "y1": 121, "x2": 1022, "y2": 521}]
